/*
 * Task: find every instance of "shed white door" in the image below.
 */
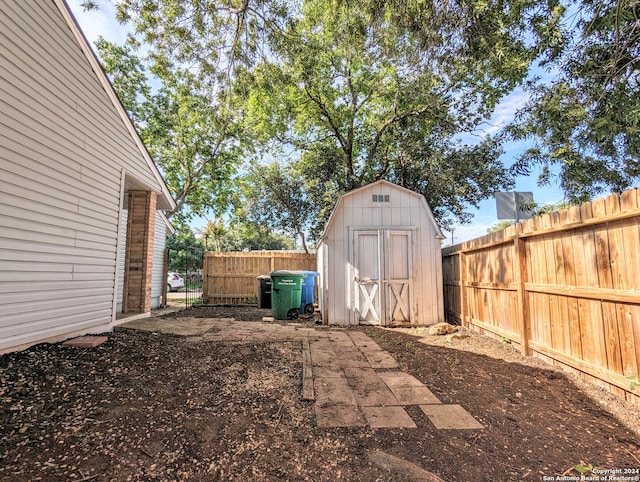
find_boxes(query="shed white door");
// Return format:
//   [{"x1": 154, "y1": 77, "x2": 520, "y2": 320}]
[
  {"x1": 351, "y1": 230, "x2": 413, "y2": 326},
  {"x1": 386, "y1": 231, "x2": 412, "y2": 325},
  {"x1": 353, "y1": 231, "x2": 382, "y2": 325}
]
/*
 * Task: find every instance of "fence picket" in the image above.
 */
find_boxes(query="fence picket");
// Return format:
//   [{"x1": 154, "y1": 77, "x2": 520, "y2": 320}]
[
  {"x1": 203, "y1": 251, "x2": 317, "y2": 305},
  {"x1": 442, "y1": 189, "x2": 640, "y2": 403}
]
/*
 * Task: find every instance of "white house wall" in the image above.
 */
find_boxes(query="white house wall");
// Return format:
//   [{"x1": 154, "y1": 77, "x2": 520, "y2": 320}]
[
  {"x1": 0, "y1": 1, "x2": 168, "y2": 352},
  {"x1": 116, "y1": 210, "x2": 128, "y2": 313},
  {"x1": 151, "y1": 212, "x2": 169, "y2": 309},
  {"x1": 320, "y1": 182, "x2": 444, "y2": 326}
]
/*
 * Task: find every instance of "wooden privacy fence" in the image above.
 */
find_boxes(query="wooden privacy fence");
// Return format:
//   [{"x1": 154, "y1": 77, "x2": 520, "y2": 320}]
[
  {"x1": 443, "y1": 188, "x2": 640, "y2": 403},
  {"x1": 202, "y1": 251, "x2": 317, "y2": 304}
]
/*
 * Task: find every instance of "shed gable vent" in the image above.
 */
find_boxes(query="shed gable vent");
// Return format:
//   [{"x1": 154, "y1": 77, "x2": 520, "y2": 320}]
[{"x1": 372, "y1": 194, "x2": 390, "y2": 203}]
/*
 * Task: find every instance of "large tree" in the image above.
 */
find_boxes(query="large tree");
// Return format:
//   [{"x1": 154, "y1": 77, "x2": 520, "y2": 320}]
[
  {"x1": 89, "y1": 0, "x2": 564, "y2": 230},
  {"x1": 241, "y1": 0, "x2": 554, "y2": 230},
  {"x1": 242, "y1": 163, "x2": 315, "y2": 252},
  {"x1": 508, "y1": 0, "x2": 640, "y2": 202},
  {"x1": 95, "y1": 38, "x2": 245, "y2": 222}
]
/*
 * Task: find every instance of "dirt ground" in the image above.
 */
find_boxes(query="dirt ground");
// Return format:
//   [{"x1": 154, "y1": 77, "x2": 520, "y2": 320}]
[{"x1": 1, "y1": 305, "x2": 639, "y2": 481}]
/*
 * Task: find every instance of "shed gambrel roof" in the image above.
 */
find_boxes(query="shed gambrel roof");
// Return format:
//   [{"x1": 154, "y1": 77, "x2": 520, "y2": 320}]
[
  {"x1": 320, "y1": 179, "x2": 445, "y2": 240},
  {"x1": 54, "y1": 0, "x2": 175, "y2": 211}
]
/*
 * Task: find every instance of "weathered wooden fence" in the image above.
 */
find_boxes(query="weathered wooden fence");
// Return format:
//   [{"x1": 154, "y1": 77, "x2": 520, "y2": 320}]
[
  {"x1": 443, "y1": 188, "x2": 640, "y2": 404},
  {"x1": 202, "y1": 251, "x2": 317, "y2": 304}
]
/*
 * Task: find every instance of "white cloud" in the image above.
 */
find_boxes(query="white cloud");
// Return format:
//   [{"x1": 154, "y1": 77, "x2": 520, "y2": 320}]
[
  {"x1": 484, "y1": 88, "x2": 529, "y2": 133},
  {"x1": 441, "y1": 222, "x2": 495, "y2": 247}
]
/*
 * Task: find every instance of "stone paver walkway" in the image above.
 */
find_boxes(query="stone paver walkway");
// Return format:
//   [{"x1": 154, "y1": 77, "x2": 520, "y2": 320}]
[{"x1": 117, "y1": 317, "x2": 483, "y2": 430}]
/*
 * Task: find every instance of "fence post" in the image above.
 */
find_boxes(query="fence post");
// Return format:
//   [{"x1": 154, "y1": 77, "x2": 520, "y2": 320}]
[
  {"x1": 459, "y1": 250, "x2": 467, "y2": 327},
  {"x1": 202, "y1": 252, "x2": 207, "y2": 304},
  {"x1": 514, "y1": 224, "x2": 531, "y2": 355}
]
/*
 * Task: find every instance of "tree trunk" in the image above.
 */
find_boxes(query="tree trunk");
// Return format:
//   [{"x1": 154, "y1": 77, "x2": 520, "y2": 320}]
[{"x1": 298, "y1": 230, "x2": 309, "y2": 254}]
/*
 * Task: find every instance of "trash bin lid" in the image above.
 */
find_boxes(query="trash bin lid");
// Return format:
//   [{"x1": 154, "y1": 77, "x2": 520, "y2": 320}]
[
  {"x1": 270, "y1": 270, "x2": 308, "y2": 278},
  {"x1": 256, "y1": 275, "x2": 271, "y2": 280},
  {"x1": 298, "y1": 270, "x2": 319, "y2": 277}
]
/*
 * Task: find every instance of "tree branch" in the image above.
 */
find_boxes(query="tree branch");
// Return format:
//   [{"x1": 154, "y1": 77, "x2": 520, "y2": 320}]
[{"x1": 365, "y1": 103, "x2": 434, "y2": 171}]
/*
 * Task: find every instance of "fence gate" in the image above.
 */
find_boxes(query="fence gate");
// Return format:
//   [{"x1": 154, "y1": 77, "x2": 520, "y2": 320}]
[
  {"x1": 168, "y1": 246, "x2": 204, "y2": 307},
  {"x1": 184, "y1": 246, "x2": 204, "y2": 307}
]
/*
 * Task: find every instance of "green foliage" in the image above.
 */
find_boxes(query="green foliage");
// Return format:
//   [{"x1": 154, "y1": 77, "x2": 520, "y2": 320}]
[
  {"x1": 80, "y1": 1, "x2": 99, "y2": 12},
  {"x1": 242, "y1": 163, "x2": 315, "y2": 252},
  {"x1": 166, "y1": 225, "x2": 204, "y2": 273},
  {"x1": 94, "y1": 37, "x2": 150, "y2": 125},
  {"x1": 488, "y1": 221, "x2": 514, "y2": 233},
  {"x1": 195, "y1": 218, "x2": 226, "y2": 252},
  {"x1": 219, "y1": 223, "x2": 295, "y2": 252},
  {"x1": 94, "y1": 39, "x2": 244, "y2": 223},
  {"x1": 194, "y1": 217, "x2": 295, "y2": 252},
  {"x1": 531, "y1": 201, "x2": 574, "y2": 216},
  {"x1": 238, "y1": 1, "x2": 528, "y2": 230},
  {"x1": 509, "y1": 0, "x2": 640, "y2": 202},
  {"x1": 104, "y1": 0, "x2": 564, "y2": 229},
  {"x1": 573, "y1": 463, "x2": 597, "y2": 475}
]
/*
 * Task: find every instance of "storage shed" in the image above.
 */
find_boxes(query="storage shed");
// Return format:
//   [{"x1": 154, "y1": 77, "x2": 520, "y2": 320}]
[{"x1": 317, "y1": 180, "x2": 445, "y2": 326}]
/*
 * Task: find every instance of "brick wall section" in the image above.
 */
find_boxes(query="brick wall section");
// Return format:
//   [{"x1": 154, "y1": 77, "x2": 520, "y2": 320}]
[{"x1": 122, "y1": 190, "x2": 157, "y2": 313}]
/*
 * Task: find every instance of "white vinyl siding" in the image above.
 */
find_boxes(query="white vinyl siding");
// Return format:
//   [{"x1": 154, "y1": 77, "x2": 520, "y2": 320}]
[
  {"x1": 0, "y1": 1, "x2": 168, "y2": 351},
  {"x1": 0, "y1": 2, "x2": 163, "y2": 192},
  {"x1": 151, "y1": 212, "x2": 168, "y2": 309},
  {"x1": 116, "y1": 211, "x2": 128, "y2": 313}
]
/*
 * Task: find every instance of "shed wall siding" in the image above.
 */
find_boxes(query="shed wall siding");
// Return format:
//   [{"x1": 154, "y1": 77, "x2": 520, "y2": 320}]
[
  {"x1": 320, "y1": 183, "x2": 444, "y2": 326},
  {"x1": 0, "y1": 1, "x2": 164, "y2": 351}
]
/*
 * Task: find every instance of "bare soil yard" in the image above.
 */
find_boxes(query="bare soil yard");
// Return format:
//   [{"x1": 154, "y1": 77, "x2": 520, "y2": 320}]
[{"x1": 1, "y1": 305, "x2": 639, "y2": 481}]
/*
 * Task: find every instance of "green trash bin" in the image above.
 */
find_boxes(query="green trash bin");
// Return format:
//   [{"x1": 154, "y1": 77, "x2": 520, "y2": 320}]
[{"x1": 270, "y1": 270, "x2": 306, "y2": 320}]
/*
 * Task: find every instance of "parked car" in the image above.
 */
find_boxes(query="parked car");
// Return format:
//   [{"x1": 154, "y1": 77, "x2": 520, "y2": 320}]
[{"x1": 167, "y1": 272, "x2": 184, "y2": 292}]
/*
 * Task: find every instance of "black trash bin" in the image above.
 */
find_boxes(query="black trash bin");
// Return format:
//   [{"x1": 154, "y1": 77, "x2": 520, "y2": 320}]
[{"x1": 256, "y1": 275, "x2": 272, "y2": 309}]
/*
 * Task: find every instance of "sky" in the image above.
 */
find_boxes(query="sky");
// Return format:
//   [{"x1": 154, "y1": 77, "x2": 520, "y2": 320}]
[{"x1": 66, "y1": 0, "x2": 567, "y2": 246}]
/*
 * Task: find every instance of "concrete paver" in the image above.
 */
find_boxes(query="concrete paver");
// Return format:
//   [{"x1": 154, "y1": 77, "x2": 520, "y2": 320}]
[
  {"x1": 420, "y1": 404, "x2": 484, "y2": 429},
  {"x1": 362, "y1": 351, "x2": 399, "y2": 369},
  {"x1": 312, "y1": 365, "x2": 345, "y2": 378},
  {"x1": 119, "y1": 316, "x2": 482, "y2": 431},
  {"x1": 315, "y1": 405, "x2": 366, "y2": 428},
  {"x1": 348, "y1": 375, "x2": 400, "y2": 407},
  {"x1": 337, "y1": 356, "x2": 372, "y2": 368},
  {"x1": 361, "y1": 406, "x2": 417, "y2": 429},
  {"x1": 347, "y1": 331, "x2": 377, "y2": 347},
  {"x1": 309, "y1": 349, "x2": 338, "y2": 366},
  {"x1": 117, "y1": 317, "x2": 220, "y2": 336},
  {"x1": 342, "y1": 366, "x2": 376, "y2": 379},
  {"x1": 314, "y1": 377, "x2": 358, "y2": 407},
  {"x1": 61, "y1": 335, "x2": 108, "y2": 348},
  {"x1": 391, "y1": 386, "x2": 441, "y2": 405},
  {"x1": 377, "y1": 371, "x2": 425, "y2": 388}
]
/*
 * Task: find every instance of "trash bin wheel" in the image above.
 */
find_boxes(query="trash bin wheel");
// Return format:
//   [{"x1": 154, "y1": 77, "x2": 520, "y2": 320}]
[
  {"x1": 287, "y1": 308, "x2": 299, "y2": 320},
  {"x1": 304, "y1": 303, "x2": 314, "y2": 315}
]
